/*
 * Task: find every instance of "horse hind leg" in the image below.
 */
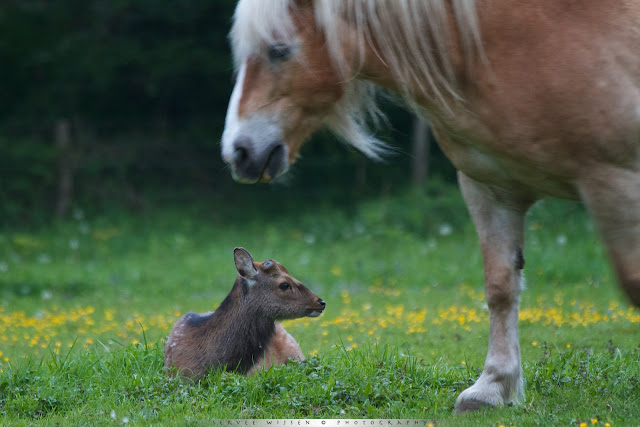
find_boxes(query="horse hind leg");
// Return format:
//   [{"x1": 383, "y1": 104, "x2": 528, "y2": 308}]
[
  {"x1": 455, "y1": 173, "x2": 533, "y2": 413},
  {"x1": 579, "y1": 166, "x2": 640, "y2": 306}
]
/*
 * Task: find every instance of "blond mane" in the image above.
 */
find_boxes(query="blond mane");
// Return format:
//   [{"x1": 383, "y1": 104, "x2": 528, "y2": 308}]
[{"x1": 230, "y1": 0, "x2": 483, "y2": 159}]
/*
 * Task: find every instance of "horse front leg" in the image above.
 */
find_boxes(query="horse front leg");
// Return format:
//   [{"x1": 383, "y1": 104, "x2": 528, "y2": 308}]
[{"x1": 454, "y1": 172, "x2": 532, "y2": 413}]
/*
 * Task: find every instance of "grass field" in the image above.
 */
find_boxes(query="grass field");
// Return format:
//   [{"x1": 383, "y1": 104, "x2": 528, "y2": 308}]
[{"x1": 1, "y1": 186, "x2": 639, "y2": 425}]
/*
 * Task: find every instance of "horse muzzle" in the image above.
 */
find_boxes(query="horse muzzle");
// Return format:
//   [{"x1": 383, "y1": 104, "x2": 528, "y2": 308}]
[{"x1": 224, "y1": 137, "x2": 289, "y2": 184}]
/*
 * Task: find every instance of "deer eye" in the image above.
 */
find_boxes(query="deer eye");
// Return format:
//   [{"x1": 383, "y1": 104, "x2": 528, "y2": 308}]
[
  {"x1": 267, "y1": 43, "x2": 291, "y2": 62},
  {"x1": 279, "y1": 282, "x2": 291, "y2": 291}
]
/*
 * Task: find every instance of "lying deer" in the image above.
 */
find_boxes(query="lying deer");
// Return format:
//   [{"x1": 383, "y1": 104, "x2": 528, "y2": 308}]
[{"x1": 164, "y1": 247, "x2": 325, "y2": 379}]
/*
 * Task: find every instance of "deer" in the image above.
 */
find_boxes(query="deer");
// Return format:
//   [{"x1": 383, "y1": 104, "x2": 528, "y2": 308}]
[{"x1": 164, "y1": 247, "x2": 326, "y2": 379}]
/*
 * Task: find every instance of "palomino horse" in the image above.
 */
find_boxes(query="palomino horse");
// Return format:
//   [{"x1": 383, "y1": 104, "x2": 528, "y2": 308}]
[{"x1": 221, "y1": 0, "x2": 640, "y2": 412}]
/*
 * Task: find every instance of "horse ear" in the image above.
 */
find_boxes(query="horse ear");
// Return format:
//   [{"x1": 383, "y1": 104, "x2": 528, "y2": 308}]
[{"x1": 234, "y1": 247, "x2": 258, "y2": 280}]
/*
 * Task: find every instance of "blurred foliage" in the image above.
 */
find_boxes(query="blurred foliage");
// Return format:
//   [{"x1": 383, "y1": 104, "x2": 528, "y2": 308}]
[
  {"x1": 0, "y1": 137, "x2": 57, "y2": 223},
  {"x1": 0, "y1": 0, "x2": 456, "y2": 227},
  {"x1": 0, "y1": 0, "x2": 234, "y2": 123}
]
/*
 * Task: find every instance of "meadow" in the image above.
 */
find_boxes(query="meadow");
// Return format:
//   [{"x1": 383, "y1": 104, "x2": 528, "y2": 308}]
[{"x1": 1, "y1": 186, "x2": 639, "y2": 426}]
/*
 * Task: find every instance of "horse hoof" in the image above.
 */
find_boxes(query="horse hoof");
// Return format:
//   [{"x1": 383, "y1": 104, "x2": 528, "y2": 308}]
[{"x1": 455, "y1": 399, "x2": 495, "y2": 413}]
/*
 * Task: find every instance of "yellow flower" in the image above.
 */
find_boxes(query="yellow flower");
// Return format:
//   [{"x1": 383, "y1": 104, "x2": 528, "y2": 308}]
[
  {"x1": 580, "y1": 423, "x2": 587, "y2": 427},
  {"x1": 591, "y1": 419, "x2": 598, "y2": 425},
  {"x1": 331, "y1": 266, "x2": 342, "y2": 276},
  {"x1": 532, "y1": 341, "x2": 538, "y2": 347},
  {"x1": 340, "y1": 291, "x2": 351, "y2": 305}
]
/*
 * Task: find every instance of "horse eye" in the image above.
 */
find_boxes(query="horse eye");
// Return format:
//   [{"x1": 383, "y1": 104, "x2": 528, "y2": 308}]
[
  {"x1": 267, "y1": 43, "x2": 291, "y2": 62},
  {"x1": 279, "y1": 282, "x2": 291, "y2": 291}
]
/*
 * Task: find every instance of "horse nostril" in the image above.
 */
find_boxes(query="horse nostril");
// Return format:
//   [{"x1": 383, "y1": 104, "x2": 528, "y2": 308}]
[
  {"x1": 232, "y1": 136, "x2": 253, "y2": 168},
  {"x1": 269, "y1": 143, "x2": 284, "y2": 159},
  {"x1": 318, "y1": 299, "x2": 326, "y2": 308},
  {"x1": 263, "y1": 143, "x2": 286, "y2": 180},
  {"x1": 234, "y1": 146, "x2": 248, "y2": 165}
]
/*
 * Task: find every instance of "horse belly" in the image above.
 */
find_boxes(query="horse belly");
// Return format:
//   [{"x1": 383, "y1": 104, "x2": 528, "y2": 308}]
[
  {"x1": 446, "y1": 88, "x2": 640, "y2": 200},
  {"x1": 435, "y1": 73, "x2": 640, "y2": 200}
]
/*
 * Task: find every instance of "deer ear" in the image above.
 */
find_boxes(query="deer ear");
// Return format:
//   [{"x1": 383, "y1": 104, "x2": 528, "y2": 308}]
[{"x1": 234, "y1": 247, "x2": 258, "y2": 280}]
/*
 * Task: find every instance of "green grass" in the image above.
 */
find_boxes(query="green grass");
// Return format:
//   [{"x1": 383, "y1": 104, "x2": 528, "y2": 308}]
[{"x1": 1, "y1": 187, "x2": 639, "y2": 425}]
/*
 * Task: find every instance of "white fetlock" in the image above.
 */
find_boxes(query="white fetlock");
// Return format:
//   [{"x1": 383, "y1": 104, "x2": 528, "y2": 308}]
[{"x1": 455, "y1": 368, "x2": 524, "y2": 413}]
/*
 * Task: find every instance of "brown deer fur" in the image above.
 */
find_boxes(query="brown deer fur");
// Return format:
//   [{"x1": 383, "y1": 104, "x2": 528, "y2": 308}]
[{"x1": 164, "y1": 248, "x2": 325, "y2": 379}]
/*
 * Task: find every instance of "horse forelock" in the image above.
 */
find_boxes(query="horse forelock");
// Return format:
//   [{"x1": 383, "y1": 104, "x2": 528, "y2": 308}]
[{"x1": 230, "y1": 0, "x2": 297, "y2": 70}]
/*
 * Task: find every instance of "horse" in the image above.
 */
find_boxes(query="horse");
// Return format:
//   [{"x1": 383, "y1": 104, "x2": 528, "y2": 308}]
[{"x1": 220, "y1": 0, "x2": 640, "y2": 413}]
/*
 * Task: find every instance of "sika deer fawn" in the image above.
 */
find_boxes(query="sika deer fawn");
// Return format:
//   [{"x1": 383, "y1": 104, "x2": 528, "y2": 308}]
[{"x1": 164, "y1": 247, "x2": 325, "y2": 379}]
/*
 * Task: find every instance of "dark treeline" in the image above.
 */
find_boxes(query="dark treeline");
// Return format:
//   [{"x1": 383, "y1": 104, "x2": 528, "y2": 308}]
[{"x1": 0, "y1": 0, "x2": 455, "y2": 226}]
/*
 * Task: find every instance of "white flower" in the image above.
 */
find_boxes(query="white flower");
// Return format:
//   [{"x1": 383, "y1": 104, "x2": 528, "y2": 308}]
[
  {"x1": 37, "y1": 254, "x2": 51, "y2": 264},
  {"x1": 438, "y1": 223, "x2": 453, "y2": 236},
  {"x1": 73, "y1": 208, "x2": 85, "y2": 221},
  {"x1": 69, "y1": 239, "x2": 79, "y2": 250},
  {"x1": 79, "y1": 223, "x2": 90, "y2": 235}
]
